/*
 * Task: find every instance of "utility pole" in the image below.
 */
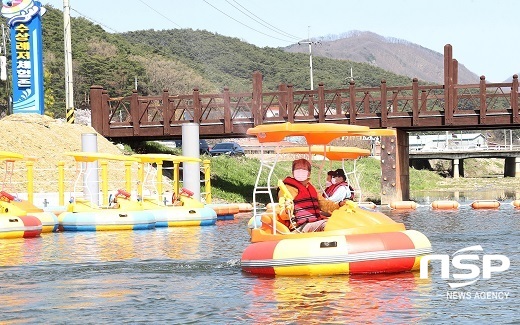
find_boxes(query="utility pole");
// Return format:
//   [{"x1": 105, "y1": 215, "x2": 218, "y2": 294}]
[
  {"x1": 64, "y1": 0, "x2": 74, "y2": 123},
  {"x1": 298, "y1": 26, "x2": 319, "y2": 90},
  {"x1": 0, "y1": 24, "x2": 8, "y2": 114},
  {"x1": 347, "y1": 67, "x2": 355, "y2": 83}
]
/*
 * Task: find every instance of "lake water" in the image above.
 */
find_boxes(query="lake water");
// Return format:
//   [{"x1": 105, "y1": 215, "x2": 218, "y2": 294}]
[{"x1": 0, "y1": 196, "x2": 518, "y2": 324}]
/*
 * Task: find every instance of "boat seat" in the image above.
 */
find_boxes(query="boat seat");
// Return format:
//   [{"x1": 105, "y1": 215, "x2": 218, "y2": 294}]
[{"x1": 260, "y1": 214, "x2": 291, "y2": 234}]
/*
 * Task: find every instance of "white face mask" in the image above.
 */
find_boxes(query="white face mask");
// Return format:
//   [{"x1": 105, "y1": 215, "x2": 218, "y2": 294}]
[
  {"x1": 331, "y1": 178, "x2": 337, "y2": 185},
  {"x1": 325, "y1": 181, "x2": 332, "y2": 187},
  {"x1": 293, "y1": 169, "x2": 310, "y2": 182}
]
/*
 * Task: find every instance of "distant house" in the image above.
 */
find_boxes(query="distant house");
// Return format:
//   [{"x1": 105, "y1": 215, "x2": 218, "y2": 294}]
[{"x1": 409, "y1": 133, "x2": 487, "y2": 151}]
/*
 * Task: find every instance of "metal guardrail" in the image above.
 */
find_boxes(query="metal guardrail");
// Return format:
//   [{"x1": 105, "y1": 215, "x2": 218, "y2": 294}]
[{"x1": 412, "y1": 145, "x2": 520, "y2": 153}]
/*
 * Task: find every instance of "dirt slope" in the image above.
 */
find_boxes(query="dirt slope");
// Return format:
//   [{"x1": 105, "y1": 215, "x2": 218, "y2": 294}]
[{"x1": 0, "y1": 114, "x2": 130, "y2": 194}]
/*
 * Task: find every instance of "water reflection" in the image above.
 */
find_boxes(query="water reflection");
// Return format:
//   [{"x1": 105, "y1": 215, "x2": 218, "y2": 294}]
[
  {"x1": 0, "y1": 237, "x2": 45, "y2": 267},
  {"x1": 246, "y1": 272, "x2": 431, "y2": 324},
  {"x1": 412, "y1": 189, "x2": 520, "y2": 203},
  {"x1": 0, "y1": 227, "x2": 216, "y2": 266}
]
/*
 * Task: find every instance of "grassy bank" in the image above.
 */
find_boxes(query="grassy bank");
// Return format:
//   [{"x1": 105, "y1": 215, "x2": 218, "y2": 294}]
[
  {"x1": 209, "y1": 155, "x2": 445, "y2": 203},
  {"x1": 137, "y1": 142, "x2": 517, "y2": 204}
]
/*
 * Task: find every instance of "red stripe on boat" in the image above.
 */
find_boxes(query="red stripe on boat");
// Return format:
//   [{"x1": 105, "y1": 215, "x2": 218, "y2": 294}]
[
  {"x1": 241, "y1": 241, "x2": 279, "y2": 275},
  {"x1": 347, "y1": 232, "x2": 415, "y2": 274},
  {"x1": 21, "y1": 215, "x2": 42, "y2": 238}
]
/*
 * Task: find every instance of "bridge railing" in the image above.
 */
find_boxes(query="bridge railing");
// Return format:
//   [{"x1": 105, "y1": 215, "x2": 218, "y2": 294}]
[
  {"x1": 277, "y1": 80, "x2": 445, "y2": 126},
  {"x1": 90, "y1": 73, "x2": 519, "y2": 138},
  {"x1": 453, "y1": 77, "x2": 519, "y2": 123},
  {"x1": 263, "y1": 80, "x2": 448, "y2": 125}
]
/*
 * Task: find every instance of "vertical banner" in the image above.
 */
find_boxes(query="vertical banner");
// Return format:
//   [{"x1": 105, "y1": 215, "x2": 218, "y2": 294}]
[{"x1": 1, "y1": 0, "x2": 45, "y2": 114}]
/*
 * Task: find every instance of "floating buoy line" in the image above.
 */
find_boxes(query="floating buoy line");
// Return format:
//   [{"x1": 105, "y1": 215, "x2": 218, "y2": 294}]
[
  {"x1": 385, "y1": 199, "x2": 513, "y2": 210},
  {"x1": 207, "y1": 202, "x2": 254, "y2": 220},
  {"x1": 93, "y1": 198, "x2": 515, "y2": 218},
  {"x1": 256, "y1": 199, "x2": 516, "y2": 215}
]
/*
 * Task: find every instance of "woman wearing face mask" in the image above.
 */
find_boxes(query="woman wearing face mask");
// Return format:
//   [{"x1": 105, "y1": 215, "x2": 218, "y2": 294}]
[
  {"x1": 324, "y1": 169, "x2": 353, "y2": 203},
  {"x1": 279, "y1": 159, "x2": 346, "y2": 232}
]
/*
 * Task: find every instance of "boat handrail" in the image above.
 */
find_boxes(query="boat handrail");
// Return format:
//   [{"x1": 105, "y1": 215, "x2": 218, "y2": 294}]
[
  {"x1": 0, "y1": 151, "x2": 24, "y2": 161},
  {"x1": 65, "y1": 152, "x2": 139, "y2": 163},
  {"x1": 132, "y1": 154, "x2": 201, "y2": 163}
]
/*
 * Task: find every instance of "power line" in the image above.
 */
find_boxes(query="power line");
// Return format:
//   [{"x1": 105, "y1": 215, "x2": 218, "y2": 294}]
[
  {"x1": 225, "y1": 0, "x2": 303, "y2": 41},
  {"x1": 70, "y1": 8, "x2": 119, "y2": 33},
  {"x1": 68, "y1": 1, "x2": 182, "y2": 33},
  {"x1": 137, "y1": 0, "x2": 182, "y2": 29},
  {"x1": 202, "y1": 0, "x2": 295, "y2": 44}
]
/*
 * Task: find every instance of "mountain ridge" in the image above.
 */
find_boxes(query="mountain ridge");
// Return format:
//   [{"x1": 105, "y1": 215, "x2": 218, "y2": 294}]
[{"x1": 284, "y1": 30, "x2": 479, "y2": 84}]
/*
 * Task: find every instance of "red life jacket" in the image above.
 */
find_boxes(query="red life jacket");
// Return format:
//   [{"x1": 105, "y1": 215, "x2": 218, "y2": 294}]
[
  {"x1": 325, "y1": 182, "x2": 355, "y2": 200},
  {"x1": 283, "y1": 177, "x2": 321, "y2": 225}
]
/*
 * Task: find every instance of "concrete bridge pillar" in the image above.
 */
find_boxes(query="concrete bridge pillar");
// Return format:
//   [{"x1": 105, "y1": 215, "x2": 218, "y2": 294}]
[
  {"x1": 452, "y1": 159, "x2": 464, "y2": 178},
  {"x1": 504, "y1": 157, "x2": 519, "y2": 177},
  {"x1": 452, "y1": 159, "x2": 459, "y2": 178}
]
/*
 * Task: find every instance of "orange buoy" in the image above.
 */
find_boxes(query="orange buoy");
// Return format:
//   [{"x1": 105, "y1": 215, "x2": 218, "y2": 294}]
[
  {"x1": 208, "y1": 204, "x2": 240, "y2": 216},
  {"x1": 389, "y1": 201, "x2": 418, "y2": 210},
  {"x1": 431, "y1": 200, "x2": 459, "y2": 210},
  {"x1": 237, "y1": 202, "x2": 253, "y2": 212},
  {"x1": 511, "y1": 200, "x2": 520, "y2": 208},
  {"x1": 470, "y1": 200, "x2": 500, "y2": 209}
]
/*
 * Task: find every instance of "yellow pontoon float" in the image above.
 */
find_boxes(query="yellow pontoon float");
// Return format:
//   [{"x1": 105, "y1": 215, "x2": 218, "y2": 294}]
[
  {"x1": 0, "y1": 151, "x2": 54, "y2": 235},
  {"x1": 133, "y1": 154, "x2": 217, "y2": 227},
  {"x1": 58, "y1": 152, "x2": 155, "y2": 231}
]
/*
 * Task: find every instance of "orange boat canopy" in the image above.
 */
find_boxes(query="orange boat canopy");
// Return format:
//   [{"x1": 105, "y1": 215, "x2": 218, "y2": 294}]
[{"x1": 246, "y1": 122, "x2": 395, "y2": 145}]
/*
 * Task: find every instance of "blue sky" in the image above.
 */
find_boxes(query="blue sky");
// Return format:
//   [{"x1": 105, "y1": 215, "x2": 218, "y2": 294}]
[{"x1": 44, "y1": 0, "x2": 519, "y2": 82}]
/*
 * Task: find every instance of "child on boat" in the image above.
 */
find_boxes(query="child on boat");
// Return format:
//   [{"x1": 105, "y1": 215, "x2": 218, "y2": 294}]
[
  {"x1": 324, "y1": 169, "x2": 354, "y2": 203},
  {"x1": 324, "y1": 170, "x2": 335, "y2": 189}
]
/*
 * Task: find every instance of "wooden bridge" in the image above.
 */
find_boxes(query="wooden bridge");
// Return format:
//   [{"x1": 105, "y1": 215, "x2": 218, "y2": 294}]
[
  {"x1": 90, "y1": 45, "x2": 520, "y2": 139},
  {"x1": 89, "y1": 44, "x2": 520, "y2": 204}
]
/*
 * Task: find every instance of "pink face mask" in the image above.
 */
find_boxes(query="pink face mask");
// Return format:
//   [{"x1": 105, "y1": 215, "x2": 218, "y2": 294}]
[
  {"x1": 293, "y1": 169, "x2": 310, "y2": 182},
  {"x1": 331, "y1": 178, "x2": 337, "y2": 185}
]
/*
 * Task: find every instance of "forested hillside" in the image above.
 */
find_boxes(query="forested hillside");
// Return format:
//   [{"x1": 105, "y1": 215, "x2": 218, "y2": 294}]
[
  {"x1": 0, "y1": 6, "x2": 424, "y2": 118},
  {"x1": 120, "y1": 29, "x2": 414, "y2": 92}
]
